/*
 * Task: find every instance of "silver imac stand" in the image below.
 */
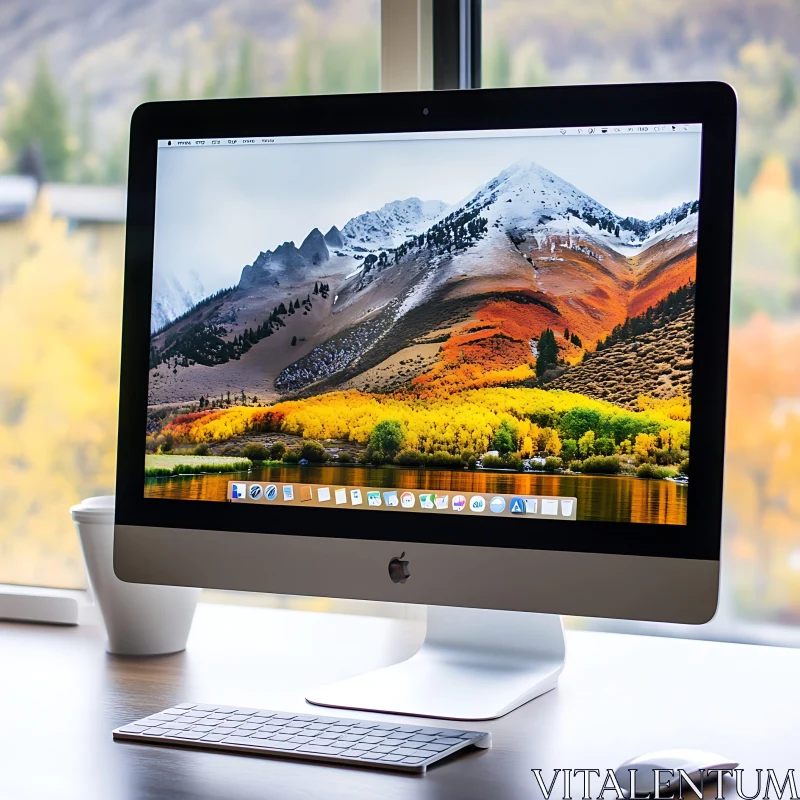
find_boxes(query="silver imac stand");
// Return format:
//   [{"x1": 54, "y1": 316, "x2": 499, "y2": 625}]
[{"x1": 306, "y1": 606, "x2": 565, "y2": 721}]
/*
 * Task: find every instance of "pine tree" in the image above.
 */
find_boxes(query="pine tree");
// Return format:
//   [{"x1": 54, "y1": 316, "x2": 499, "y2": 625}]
[
  {"x1": 6, "y1": 51, "x2": 69, "y2": 180},
  {"x1": 291, "y1": 336, "x2": 297, "y2": 346},
  {"x1": 536, "y1": 328, "x2": 559, "y2": 378},
  {"x1": 313, "y1": 282, "x2": 319, "y2": 295},
  {"x1": 564, "y1": 328, "x2": 570, "y2": 341}
]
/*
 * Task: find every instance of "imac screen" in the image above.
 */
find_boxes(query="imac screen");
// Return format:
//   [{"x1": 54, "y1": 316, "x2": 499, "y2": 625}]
[{"x1": 146, "y1": 124, "x2": 701, "y2": 524}]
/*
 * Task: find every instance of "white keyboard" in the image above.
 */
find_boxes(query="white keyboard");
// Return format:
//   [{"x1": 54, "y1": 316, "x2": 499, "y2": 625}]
[{"x1": 113, "y1": 703, "x2": 491, "y2": 773}]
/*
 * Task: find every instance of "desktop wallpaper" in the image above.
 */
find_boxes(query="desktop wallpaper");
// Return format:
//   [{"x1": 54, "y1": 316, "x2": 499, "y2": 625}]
[{"x1": 145, "y1": 130, "x2": 700, "y2": 524}]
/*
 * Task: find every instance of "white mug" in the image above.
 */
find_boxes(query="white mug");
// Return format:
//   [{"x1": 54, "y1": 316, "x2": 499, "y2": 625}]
[{"x1": 71, "y1": 496, "x2": 200, "y2": 655}]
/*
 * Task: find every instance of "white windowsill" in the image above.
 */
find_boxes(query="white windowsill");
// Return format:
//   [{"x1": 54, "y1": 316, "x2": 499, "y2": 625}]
[{"x1": 0, "y1": 584, "x2": 97, "y2": 626}]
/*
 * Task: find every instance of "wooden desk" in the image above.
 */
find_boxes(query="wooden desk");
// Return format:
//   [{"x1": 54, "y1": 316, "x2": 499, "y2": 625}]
[{"x1": 2, "y1": 604, "x2": 798, "y2": 800}]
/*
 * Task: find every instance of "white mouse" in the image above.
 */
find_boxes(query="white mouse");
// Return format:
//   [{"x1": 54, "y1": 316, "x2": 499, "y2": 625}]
[{"x1": 615, "y1": 750, "x2": 739, "y2": 796}]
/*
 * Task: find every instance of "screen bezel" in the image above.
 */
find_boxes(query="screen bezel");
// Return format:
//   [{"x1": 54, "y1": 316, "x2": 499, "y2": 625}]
[{"x1": 117, "y1": 82, "x2": 736, "y2": 562}]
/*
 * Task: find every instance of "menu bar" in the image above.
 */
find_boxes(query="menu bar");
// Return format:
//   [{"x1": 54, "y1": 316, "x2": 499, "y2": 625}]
[
  {"x1": 228, "y1": 481, "x2": 578, "y2": 521},
  {"x1": 158, "y1": 124, "x2": 701, "y2": 149}
]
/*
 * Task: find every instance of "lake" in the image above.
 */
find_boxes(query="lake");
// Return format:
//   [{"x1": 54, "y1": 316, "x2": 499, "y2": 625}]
[{"x1": 144, "y1": 464, "x2": 688, "y2": 524}]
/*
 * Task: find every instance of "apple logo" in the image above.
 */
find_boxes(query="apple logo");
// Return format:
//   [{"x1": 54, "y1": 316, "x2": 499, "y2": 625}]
[{"x1": 388, "y1": 552, "x2": 410, "y2": 584}]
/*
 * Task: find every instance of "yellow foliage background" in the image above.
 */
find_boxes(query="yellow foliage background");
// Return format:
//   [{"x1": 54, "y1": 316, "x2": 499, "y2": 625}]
[{"x1": 0, "y1": 191, "x2": 122, "y2": 587}]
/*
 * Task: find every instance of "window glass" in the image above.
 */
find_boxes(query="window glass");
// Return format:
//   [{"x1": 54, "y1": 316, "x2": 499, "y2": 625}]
[
  {"x1": 0, "y1": 0, "x2": 379, "y2": 588},
  {"x1": 483, "y1": 0, "x2": 800, "y2": 628}
]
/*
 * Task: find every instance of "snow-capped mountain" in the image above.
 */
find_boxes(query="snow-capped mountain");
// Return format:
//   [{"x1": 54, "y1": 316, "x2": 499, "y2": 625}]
[
  {"x1": 193, "y1": 158, "x2": 698, "y2": 324},
  {"x1": 150, "y1": 271, "x2": 205, "y2": 333},
  {"x1": 237, "y1": 198, "x2": 450, "y2": 290},
  {"x1": 341, "y1": 197, "x2": 449, "y2": 250},
  {"x1": 448, "y1": 159, "x2": 697, "y2": 248}
]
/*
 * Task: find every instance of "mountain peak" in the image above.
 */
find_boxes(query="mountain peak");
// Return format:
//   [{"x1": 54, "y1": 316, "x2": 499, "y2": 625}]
[
  {"x1": 324, "y1": 225, "x2": 344, "y2": 249},
  {"x1": 299, "y1": 227, "x2": 330, "y2": 264},
  {"x1": 341, "y1": 196, "x2": 448, "y2": 250}
]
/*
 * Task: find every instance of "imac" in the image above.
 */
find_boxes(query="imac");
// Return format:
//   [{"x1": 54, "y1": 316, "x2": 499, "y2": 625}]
[{"x1": 115, "y1": 83, "x2": 736, "y2": 720}]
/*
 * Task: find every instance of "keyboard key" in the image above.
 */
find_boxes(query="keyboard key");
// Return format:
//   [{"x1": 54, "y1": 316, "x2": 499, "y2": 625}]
[
  {"x1": 143, "y1": 727, "x2": 168, "y2": 736},
  {"x1": 372, "y1": 724, "x2": 400, "y2": 731},
  {"x1": 118, "y1": 725, "x2": 147, "y2": 734},
  {"x1": 227, "y1": 715, "x2": 250, "y2": 722},
  {"x1": 327, "y1": 726, "x2": 351, "y2": 733},
  {"x1": 190, "y1": 725, "x2": 215, "y2": 732},
  {"x1": 401, "y1": 758, "x2": 424, "y2": 765},
  {"x1": 194, "y1": 705, "x2": 219, "y2": 712},
  {"x1": 238, "y1": 723, "x2": 260, "y2": 731},
  {"x1": 373, "y1": 745, "x2": 398, "y2": 754},
  {"x1": 393, "y1": 747, "x2": 428, "y2": 757},
  {"x1": 359, "y1": 753, "x2": 388, "y2": 761},
  {"x1": 336, "y1": 734, "x2": 362, "y2": 743},
  {"x1": 305, "y1": 723, "x2": 328, "y2": 731},
  {"x1": 348, "y1": 727, "x2": 373, "y2": 735},
  {"x1": 161, "y1": 721, "x2": 191, "y2": 730},
  {"x1": 288, "y1": 736, "x2": 314, "y2": 744},
  {"x1": 350, "y1": 743, "x2": 376, "y2": 751},
  {"x1": 201, "y1": 734, "x2": 226, "y2": 742},
  {"x1": 269, "y1": 734, "x2": 292, "y2": 741},
  {"x1": 410, "y1": 735, "x2": 436, "y2": 743},
  {"x1": 409, "y1": 749, "x2": 438, "y2": 759},
  {"x1": 297, "y1": 744, "x2": 348, "y2": 757},
  {"x1": 173, "y1": 731, "x2": 207, "y2": 740},
  {"x1": 291, "y1": 715, "x2": 317, "y2": 722},
  {"x1": 251, "y1": 732, "x2": 274, "y2": 740},
  {"x1": 271, "y1": 714, "x2": 294, "y2": 720},
  {"x1": 226, "y1": 737, "x2": 300, "y2": 751},
  {"x1": 318, "y1": 732, "x2": 340, "y2": 739},
  {"x1": 213, "y1": 706, "x2": 240, "y2": 713},
  {"x1": 360, "y1": 736, "x2": 383, "y2": 744},
  {"x1": 381, "y1": 754, "x2": 405, "y2": 762},
  {"x1": 436, "y1": 738, "x2": 462, "y2": 746},
  {"x1": 164, "y1": 709, "x2": 188, "y2": 716},
  {"x1": 184, "y1": 710, "x2": 210, "y2": 718},
  {"x1": 425, "y1": 743, "x2": 452, "y2": 752},
  {"x1": 340, "y1": 749, "x2": 371, "y2": 758},
  {"x1": 395, "y1": 726, "x2": 422, "y2": 733}
]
